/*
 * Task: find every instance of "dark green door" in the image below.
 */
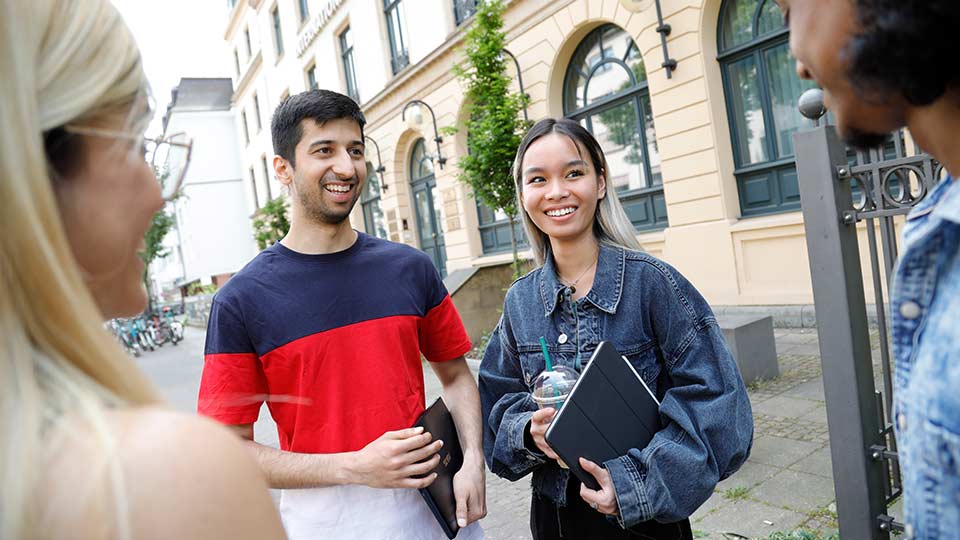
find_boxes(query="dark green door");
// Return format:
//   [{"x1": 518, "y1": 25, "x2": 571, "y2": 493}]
[{"x1": 410, "y1": 139, "x2": 447, "y2": 277}]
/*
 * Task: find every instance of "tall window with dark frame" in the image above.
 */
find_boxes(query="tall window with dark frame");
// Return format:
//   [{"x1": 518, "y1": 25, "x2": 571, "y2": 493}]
[
  {"x1": 243, "y1": 27, "x2": 252, "y2": 58},
  {"x1": 297, "y1": 0, "x2": 309, "y2": 23},
  {"x1": 261, "y1": 156, "x2": 273, "y2": 201},
  {"x1": 249, "y1": 166, "x2": 260, "y2": 210},
  {"x1": 339, "y1": 26, "x2": 359, "y2": 102},
  {"x1": 361, "y1": 162, "x2": 388, "y2": 239},
  {"x1": 453, "y1": 0, "x2": 478, "y2": 25},
  {"x1": 306, "y1": 65, "x2": 317, "y2": 90},
  {"x1": 241, "y1": 109, "x2": 250, "y2": 145},
  {"x1": 563, "y1": 24, "x2": 666, "y2": 231},
  {"x1": 383, "y1": 0, "x2": 409, "y2": 74},
  {"x1": 271, "y1": 6, "x2": 284, "y2": 57},
  {"x1": 253, "y1": 93, "x2": 262, "y2": 131},
  {"x1": 718, "y1": 0, "x2": 815, "y2": 217},
  {"x1": 233, "y1": 48, "x2": 241, "y2": 78}
]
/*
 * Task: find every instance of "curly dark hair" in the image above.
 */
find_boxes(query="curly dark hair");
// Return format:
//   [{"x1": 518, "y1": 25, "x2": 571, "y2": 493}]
[{"x1": 847, "y1": 0, "x2": 960, "y2": 105}]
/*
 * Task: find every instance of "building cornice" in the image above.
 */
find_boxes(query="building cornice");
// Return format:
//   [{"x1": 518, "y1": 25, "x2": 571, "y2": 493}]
[{"x1": 232, "y1": 50, "x2": 263, "y2": 102}]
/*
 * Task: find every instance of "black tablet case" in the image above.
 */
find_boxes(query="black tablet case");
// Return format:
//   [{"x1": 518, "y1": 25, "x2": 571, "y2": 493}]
[
  {"x1": 544, "y1": 341, "x2": 662, "y2": 490},
  {"x1": 412, "y1": 397, "x2": 463, "y2": 539}
]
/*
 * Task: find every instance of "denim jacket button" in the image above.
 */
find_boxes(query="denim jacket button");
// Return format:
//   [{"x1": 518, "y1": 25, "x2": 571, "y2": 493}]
[
  {"x1": 558, "y1": 333, "x2": 568, "y2": 344},
  {"x1": 897, "y1": 413, "x2": 908, "y2": 432},
  {"x1": 899, "y1": 301, "x2": 922, "y2": 320}
]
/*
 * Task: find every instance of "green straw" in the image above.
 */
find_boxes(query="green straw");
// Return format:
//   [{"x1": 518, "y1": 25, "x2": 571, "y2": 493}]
[{"x1": 539, "y1": 337, "x2": 554, "y2": 372}]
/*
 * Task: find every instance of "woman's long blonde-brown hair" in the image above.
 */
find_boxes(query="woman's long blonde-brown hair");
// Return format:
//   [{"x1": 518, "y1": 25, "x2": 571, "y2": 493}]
[{"x1": 0, "y1": 0, "x2": 160, "y2": 536}]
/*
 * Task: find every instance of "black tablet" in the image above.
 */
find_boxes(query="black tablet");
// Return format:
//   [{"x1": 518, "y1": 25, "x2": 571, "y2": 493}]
[{"x1": 544, "y1": 341, "x2": 662, "y2": 490}]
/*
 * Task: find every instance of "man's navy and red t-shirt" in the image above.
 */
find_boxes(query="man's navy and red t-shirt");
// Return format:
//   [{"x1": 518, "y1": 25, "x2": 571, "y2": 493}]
[{"x1": 197, "y1": 233, "x2": 471, "y2": 454}]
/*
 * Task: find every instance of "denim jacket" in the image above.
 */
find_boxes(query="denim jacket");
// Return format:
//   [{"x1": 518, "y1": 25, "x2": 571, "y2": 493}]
[
  {"x1": 479, "y1": 244, "x2": 753, "y2": 527},
  {"x1": 891, "y1": 176, "x2": 960, "y2": 540}
]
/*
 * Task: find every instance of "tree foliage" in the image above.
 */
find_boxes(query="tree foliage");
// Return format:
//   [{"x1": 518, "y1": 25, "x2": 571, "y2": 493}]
[
  {"x1": 451, "y1": 0, "x2": 530, "y2": 275},
  {"x1": 141, "y1": 169, "x2": 178, "y2": 312},
  {"x1": 252, "y1": 196, "x2": 291, "y2": 250}
]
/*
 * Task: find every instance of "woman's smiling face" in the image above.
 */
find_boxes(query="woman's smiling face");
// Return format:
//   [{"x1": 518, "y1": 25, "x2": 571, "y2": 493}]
[{"x1": 519, "y1": 133, "x2": 606, "y2": 244}]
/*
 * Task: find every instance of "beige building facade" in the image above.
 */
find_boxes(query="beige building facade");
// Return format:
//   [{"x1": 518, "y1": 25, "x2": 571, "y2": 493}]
[{"x1": 224, "y1": 0, "x2": 864, "y2": 309}]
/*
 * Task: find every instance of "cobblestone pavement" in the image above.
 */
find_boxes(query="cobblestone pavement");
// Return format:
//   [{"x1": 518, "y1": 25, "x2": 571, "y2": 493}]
[{"x1": 138, "y1": 326, "x2": 859, "y2": 540}]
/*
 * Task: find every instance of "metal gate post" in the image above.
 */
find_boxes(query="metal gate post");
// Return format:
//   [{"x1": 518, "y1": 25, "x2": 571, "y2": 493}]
[{"x1": 794, "y1": 125, "x2": 889, "y2": 540}]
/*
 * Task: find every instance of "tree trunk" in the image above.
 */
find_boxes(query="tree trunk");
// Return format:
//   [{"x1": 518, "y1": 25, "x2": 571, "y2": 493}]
[{"x1": 507, "y1": 212, "x2": 521, "y2": 279}]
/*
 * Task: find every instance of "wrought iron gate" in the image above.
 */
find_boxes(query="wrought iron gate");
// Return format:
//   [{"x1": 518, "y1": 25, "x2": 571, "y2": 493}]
[{"x1": 793, "y1": 89, "x2": 944, "y2": 540}]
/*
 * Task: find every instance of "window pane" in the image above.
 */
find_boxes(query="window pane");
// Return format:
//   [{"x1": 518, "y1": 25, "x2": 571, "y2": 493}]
[
  {"x1": 764, "y1": 42, "x2": 815, "y2": 158},
  {"x1": 591, "y1": 100, "x2": 647, "y2": 192},
  {"x1": 363, "y1": 200, "x2": 388, "y2": 239},
  {"x1": 601, "y1": 25, "x2": 631, "y2": 65},
  {"x1": 726, "y1": 55, "x2": 769, "y2": 165},
  {"x1": 721, "y1": 0, "x2": 756, "y2": 50},
  {"x1": 586, "y1": 62, "x2": 633, "y2": 106},
  {"x1": 362, "y1": 163, "x2": 380, "y2": 201},
  {"x1": 415, "y1": 190, "x2": 436, "y2": 238},
  {"x1": 756, "y1": 0, "x2": 785, "y2": 37},
  {"x1": 392, "y1": 5, "x2": 407, "y2": 53},
  {"x1": 625, "y1": 41, "x2": 647, "y2": 84},
  {"x1": 640, "y1": 94, "x2": 662, "y2": 186}
]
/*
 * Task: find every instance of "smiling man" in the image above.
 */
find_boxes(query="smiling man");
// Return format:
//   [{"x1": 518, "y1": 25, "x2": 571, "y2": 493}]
[
  {"x1": 780, "y1": 1, "x2": 960, "y2": 539},
  {"x1": 197, "y1": 90, "x2": 485, "y2": 540}
]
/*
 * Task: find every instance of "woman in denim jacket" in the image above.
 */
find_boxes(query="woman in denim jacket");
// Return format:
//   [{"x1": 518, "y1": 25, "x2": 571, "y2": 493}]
[{"x1": 479, "y1": 118, "x2": 754, "y2": 539}]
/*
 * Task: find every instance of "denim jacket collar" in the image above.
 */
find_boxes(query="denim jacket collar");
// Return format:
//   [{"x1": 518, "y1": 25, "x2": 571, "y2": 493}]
[
  {"x1": 907, "y1": 176, "x2": 960, "y2": 224},
  {"x1": 538, "y1": 242, "x2": 625, "y2": 316},
  {"x1": 932, "y1": 177, "x2": 960, "y2": 224}
]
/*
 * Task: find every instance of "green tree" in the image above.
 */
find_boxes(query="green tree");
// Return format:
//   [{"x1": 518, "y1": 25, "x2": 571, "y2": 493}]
[
  {"x1": 450, "y1": 0, "x2": 530, "y2": 277},
  {"x1": 252, "y1": 196, "x2": 291, "y2": 250},
  {"x1": 140, "y1": 169, "x2": 178, "y2": 313}
]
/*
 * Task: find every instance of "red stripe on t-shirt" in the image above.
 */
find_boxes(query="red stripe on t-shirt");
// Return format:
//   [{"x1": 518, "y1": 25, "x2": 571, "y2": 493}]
[
  {"x1": 255, "y1": 315, "x2": 430, "y2": 453},
  {"x1": 419, "y1": 295, "x2": 472, "y2": 362},
  {"x1": 198, "y1": 352, "x2": 266, "y2": 425}
]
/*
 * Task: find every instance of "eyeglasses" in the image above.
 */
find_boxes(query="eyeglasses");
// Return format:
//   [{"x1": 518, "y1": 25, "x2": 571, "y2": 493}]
[{"x1": 64, "y1": 125, "x2": 194, "y2": 202}]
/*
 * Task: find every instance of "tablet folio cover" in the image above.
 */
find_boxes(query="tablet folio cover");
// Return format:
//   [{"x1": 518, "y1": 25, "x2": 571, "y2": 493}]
[
  {"x1": 544, "y1": 341, "x2": 662, "y2": 491},
  {"x1": 412, "y1": 397, "x2": 463, "y2": 539}
]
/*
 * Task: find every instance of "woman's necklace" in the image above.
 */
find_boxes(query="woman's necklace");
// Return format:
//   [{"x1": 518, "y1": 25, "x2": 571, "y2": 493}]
[{"x1": 559, "y1": 259, "x2": 597, "y2": 295}]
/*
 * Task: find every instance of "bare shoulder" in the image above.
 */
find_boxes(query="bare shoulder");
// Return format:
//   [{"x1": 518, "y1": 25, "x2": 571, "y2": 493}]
[
  {"x1": 112, "y1": 407, "x2": 285, "y2": 540},
  {"x1": 42, "y1": 407, "x2": 283, "y2": 539}
]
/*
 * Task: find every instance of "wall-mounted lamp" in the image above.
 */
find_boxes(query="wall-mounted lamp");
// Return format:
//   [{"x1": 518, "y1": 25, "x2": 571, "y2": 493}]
[
  {"x1": 402, "y1": 99, "x2": 447, "y2": 169},
  {"x1": 363, "y1": 135, "x2": 388, "y2": 191},
  {"x1": 501, "y1": 48, "x2": 529, "y2": 123}
]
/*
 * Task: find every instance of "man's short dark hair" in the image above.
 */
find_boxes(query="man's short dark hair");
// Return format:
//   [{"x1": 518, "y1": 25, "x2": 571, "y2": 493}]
[
  {"x1": 848, "y1": 0, "x2": 960, "y2": 106},
  {"x1": 271, "y1": 89, "x2": 366, "y2": 166}
]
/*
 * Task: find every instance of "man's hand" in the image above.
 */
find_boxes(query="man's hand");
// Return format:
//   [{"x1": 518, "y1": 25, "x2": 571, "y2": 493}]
[
  {"x1": 528, "y1": 408, "x2": 560, "y2": 460},
  {"x1": 578, "y1": 458, "x2": 620, "y2": 516},
  {"x1": 452, "y1": 454, "x2": 486, "y2": 528},
  {"x1": 347, "y1": 427, "x2": 442, "y2": 489}
]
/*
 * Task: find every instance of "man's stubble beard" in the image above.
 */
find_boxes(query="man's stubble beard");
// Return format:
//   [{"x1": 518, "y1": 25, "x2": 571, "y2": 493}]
[
  {"x1": 294, "y1": 171, "x2": 362, "y2": 226},
  {"x1": 842, "y1": 126, "x2": 891, "y2": 152}
]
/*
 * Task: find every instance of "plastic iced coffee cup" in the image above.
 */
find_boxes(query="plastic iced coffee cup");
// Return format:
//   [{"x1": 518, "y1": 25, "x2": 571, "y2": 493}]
[{"x1": 531, "y1": 366, "x2": 578, "y2": 468}]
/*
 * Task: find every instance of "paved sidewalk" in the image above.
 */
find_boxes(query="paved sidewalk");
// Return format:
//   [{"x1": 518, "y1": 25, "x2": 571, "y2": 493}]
[{"x1": 140, "y1": 327, "x2": 862, "y2": 540}]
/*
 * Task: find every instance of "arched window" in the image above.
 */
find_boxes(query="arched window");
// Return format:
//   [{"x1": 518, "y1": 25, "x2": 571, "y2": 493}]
[
  {"x1": 563, "y1": 24, "x2": 666, "y2": 231},
  {"x1": 361, "y1": 161, "x2": 387, "y2": 239},
  {"x1": 719, "y1": 0, "x2": 815, "y2": 216},
  {"x1": 409, "y1": 139, "x2": 447, "y2": 276}
]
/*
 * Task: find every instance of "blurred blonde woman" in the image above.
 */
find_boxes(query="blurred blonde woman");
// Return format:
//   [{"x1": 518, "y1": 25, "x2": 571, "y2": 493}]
[{"x1": 0, "y1": 1, "x2": 284, "y2": 538}]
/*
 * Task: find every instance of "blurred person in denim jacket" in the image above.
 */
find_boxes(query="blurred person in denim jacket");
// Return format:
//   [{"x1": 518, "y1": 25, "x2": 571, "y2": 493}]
[
  {"x1": 479, "y1": 118, "x2": 753, "y2": 540},
  {"x1": 779, "y1": 1, "x2": 960, "y2": 538}
]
